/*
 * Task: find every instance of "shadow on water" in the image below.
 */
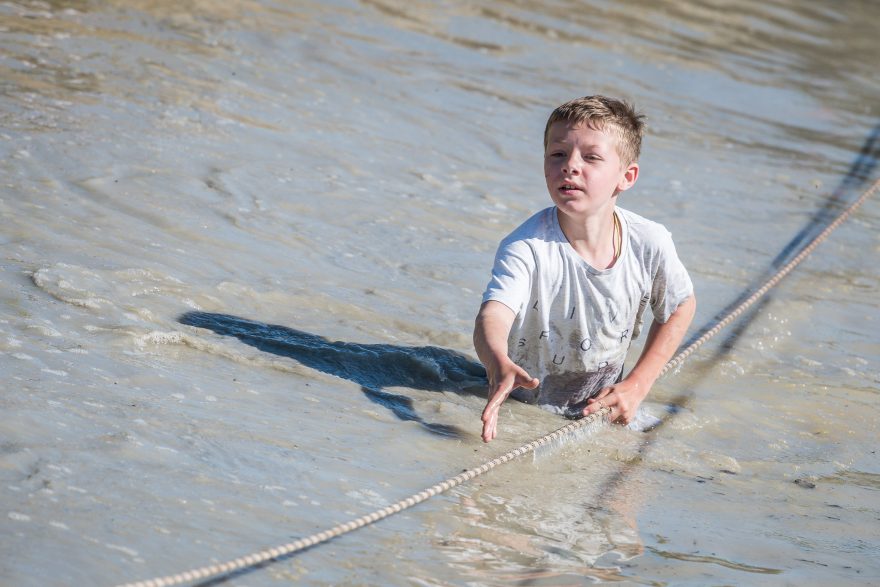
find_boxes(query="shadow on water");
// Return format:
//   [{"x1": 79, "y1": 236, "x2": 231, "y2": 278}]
[
  {"x1": 178, "y1": 121, "x2": 880, "y2": 587},
  {"x1": 687, "y1": 119, "x2": 880, "y2": 349},
  {"x1": 772, "y1": 120, "x2": 880, "y2": 268},
  {"x1": 178, "y1": 311, "x2": 487, "y2": 438}
]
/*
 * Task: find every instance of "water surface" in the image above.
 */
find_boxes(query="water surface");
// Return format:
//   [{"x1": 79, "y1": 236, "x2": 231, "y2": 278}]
[{"x1": 1, "y1": 1, "x2": 879, "y2": 585}]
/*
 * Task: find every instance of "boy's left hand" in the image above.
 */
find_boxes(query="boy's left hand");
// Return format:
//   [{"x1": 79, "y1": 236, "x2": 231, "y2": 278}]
[
  {"x1": 584, "y1": 296, "x2": 696, "y2": 426},
  {"x1": 583, "y1": 377, "x2": 649, "y2": 425}
]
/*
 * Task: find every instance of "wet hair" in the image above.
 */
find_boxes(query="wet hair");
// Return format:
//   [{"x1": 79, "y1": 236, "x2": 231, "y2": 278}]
[{"x1": 543, "y1": 95, "x2": 646, "y2": 167}]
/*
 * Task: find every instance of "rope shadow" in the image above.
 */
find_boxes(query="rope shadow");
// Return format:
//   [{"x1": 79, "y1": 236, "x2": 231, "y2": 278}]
[
  {"x1": 178, "y1": 311, "x2": 487, "y2": 439},
  {"x1": 687, "y1": 119, "x2": 880, "y2": 348},
  {"x1": 165, "y1": 120, "x2": 880, "y2": 587},
  {"x1": 772, "y1": 119, "x2": 880, "y2": 268},
  {"x1": 591, "y1": 118, "x2": 880, "y2": 516}
]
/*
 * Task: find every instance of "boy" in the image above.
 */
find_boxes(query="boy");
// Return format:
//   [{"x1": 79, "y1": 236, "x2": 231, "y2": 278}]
[{"x1": 474, "y1": 95, "x2": 696, "y2": 443}]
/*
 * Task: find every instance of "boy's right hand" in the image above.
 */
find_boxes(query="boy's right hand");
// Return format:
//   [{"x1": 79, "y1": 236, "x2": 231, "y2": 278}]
[
  {"x1": 473, "y1": 301, "x2": 537, "y2": 443},
  {"x1": 481, "y1": 359, "x2": 539, "y2": 443}
]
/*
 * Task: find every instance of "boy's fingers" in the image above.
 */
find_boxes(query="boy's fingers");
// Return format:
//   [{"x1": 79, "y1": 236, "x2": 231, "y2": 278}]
[
  {"x1": 520, "y1": 375, "x2": 540, "y2": 389},
  {"x1": 481, "y1": 401, "x2": 497, "y2": 424},
  {"x1": 486, "y1": 371, "x2": 519, "y2": 408},
  {"x1": 485, "y1": 389, "x2": 508, "y2": 413},
  {"x1": 584, "y1": 390, "x2": 615, "y2": 416},
  {"x1": 586, "y1": 387, "x2": 613, "y2": 404},
  {"x1": 481, "y1": 412, "x2": 497, "y2": 442},
  {"x1": 482, "y1": 369, "x2": 537, "y2": 443},
  {"x1": 482, "y1": 398, "x2": 501, "y2": 420},
  {"x1": 481, "y1": 392, "x2": 501, "y2": 439}
]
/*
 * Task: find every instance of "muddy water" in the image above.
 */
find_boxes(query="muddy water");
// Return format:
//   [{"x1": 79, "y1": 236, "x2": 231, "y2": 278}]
[{"x1": 1, "y1": 1, "x2": 878, "y2": 585}]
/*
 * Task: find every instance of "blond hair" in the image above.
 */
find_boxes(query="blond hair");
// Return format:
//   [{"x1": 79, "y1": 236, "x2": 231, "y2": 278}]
[{"x1": 543, "y1": 95, "x2": 646, "y2": 167}]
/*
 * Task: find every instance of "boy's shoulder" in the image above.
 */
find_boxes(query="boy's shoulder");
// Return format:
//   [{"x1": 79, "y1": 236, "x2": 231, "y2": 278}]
[
  {"x1": 500, "y1": 206, "x2": 559, "y2": 245},
  {"x1": 618, "y1": 207, "x2": 674, "y2": 243},
  {"x1": 617, "y1": 206, "x2": 661, "y2": 228}
]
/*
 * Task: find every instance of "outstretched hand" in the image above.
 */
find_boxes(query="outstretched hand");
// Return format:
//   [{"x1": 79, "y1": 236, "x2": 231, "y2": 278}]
[{"x1": 481, "y1": 360, "x2": 539, "y2": 443}]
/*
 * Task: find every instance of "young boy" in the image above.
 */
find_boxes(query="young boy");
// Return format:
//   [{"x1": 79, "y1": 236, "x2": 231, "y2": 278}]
[{"x1": 474, "y1": 95, "x2": 696, "y2": 443}]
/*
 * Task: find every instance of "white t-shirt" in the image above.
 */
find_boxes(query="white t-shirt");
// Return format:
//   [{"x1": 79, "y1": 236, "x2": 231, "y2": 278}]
[{"x1": 481, "y1": 206, "x2": 693, "y2": 416}]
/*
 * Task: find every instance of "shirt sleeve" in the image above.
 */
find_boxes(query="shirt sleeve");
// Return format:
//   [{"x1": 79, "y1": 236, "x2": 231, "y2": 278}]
[
  {"x1": 649, "y1": 229, "x2": 694, "y2": 323},
  {"x1": 481, "y1": 238, "x2": 535, "y2": 315}
]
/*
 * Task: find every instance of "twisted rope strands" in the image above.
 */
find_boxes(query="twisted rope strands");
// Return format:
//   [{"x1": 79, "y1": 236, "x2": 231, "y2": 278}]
[
  {"x1": 661, "y1": 175, "x2": 879, "y2": 377},
  {"x1": 119, "y1": 176, "x2": 879, "y2": 587},
  {"x1": 117, "y1": 409, "x2": 610, "y2": 587}
]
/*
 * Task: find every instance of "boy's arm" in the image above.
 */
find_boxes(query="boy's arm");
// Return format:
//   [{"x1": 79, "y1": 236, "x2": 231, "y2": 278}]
[
  {"x1": 474, "y1": 301, "x2": 540, "y2": 443},
  {"x1": 584, "y1": 295, "x2": 696, "y2": 424}
]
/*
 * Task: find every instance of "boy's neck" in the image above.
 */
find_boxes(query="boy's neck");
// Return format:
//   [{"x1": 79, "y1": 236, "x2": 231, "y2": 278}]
[{"x1": 556, "y1": 205, "x2": 620, "y2": 269}]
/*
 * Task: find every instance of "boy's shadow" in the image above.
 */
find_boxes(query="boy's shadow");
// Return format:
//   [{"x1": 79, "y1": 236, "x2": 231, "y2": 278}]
[{"x1": 178, "y1": 312, "x2": 487, "y2": 438}]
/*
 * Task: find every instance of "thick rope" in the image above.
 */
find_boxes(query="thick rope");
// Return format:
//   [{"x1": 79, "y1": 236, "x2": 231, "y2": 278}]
[
  {"x1": 119, "y1": 176, "x2": 879, "y2": 587},
  {"x1": 662, "y1": 174, "x2": 879, "y2": 377}
]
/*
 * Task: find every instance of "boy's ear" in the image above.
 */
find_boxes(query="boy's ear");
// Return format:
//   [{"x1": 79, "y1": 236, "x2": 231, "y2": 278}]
[{"x1": 617, "y1": 162, "x2": 639, "y2": 193}]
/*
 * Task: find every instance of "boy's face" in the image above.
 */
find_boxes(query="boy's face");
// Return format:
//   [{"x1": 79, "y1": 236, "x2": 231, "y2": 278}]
[{"x1": 544, "y1": 120, "x2": 638, "y2": 220}]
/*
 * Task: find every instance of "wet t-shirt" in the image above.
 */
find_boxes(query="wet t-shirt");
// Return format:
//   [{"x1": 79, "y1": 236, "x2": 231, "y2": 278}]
[{"x1": 481, "y1": 206, "x2": 693, "y2": 416}]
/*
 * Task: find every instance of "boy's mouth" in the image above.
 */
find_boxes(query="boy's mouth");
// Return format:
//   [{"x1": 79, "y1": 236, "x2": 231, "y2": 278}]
[{"x1": 559, "y1": 183, "x2": 582, "y2": 193}]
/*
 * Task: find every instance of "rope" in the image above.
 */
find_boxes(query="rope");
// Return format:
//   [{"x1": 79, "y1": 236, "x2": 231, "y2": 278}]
[
  {"x1": 119, "y1": 176, "x2": 879, "y2": 587},
  {"x1": 663, "y1": 174, "x2": 879, "y2": 377}
]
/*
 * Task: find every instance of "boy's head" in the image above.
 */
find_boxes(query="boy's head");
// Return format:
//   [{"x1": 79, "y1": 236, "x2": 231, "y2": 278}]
[{"x1": 543, "y1": 96, "x2": 645, "y2": 167}]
